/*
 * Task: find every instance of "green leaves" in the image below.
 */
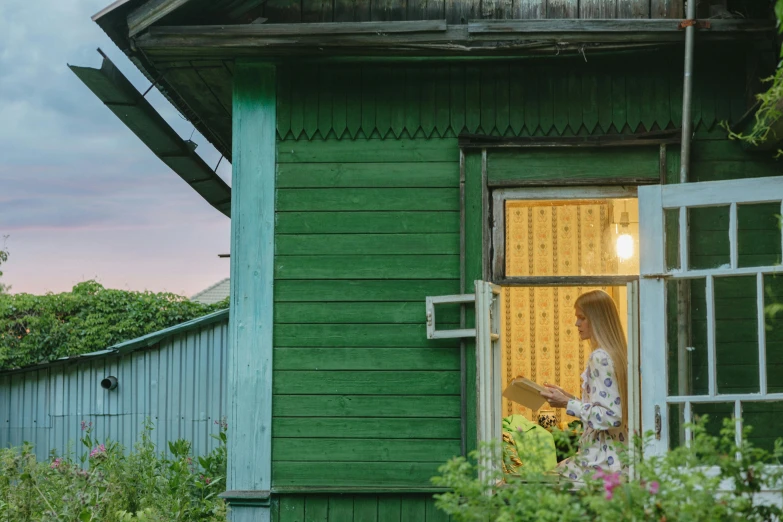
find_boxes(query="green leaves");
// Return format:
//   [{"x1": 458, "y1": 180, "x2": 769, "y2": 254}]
[
  {"x1": 0, "y1": 281, "x2": 228, "y2": 371},
  {"x1": 434, "y1": 419, "x2": 783, "y2": 522},
  {"x1": 0, "y1": 240, "x2": 9, "y2": 294},
  {"x1": 0, "y1": 421, "x2": 228, "y2": 521}
]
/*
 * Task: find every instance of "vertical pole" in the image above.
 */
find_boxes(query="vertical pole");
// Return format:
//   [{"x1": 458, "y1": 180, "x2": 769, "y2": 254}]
[
  {"x1": 679, "y1": 0, "x2": 696, "y2": 184},
  {"x1": 676, "y1": 0, "x2": 697, "y2": 444},
  {"x1": 222, "y1": 61, "x2": 276, "y2": 521}
]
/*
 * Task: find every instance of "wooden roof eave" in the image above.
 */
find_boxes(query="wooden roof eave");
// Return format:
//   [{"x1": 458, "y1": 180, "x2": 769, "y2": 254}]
[
  {"x1": 132, "y1": 19, "x2": 776, "y2": 59},
  {"x1": 69, "y1": 51, "x2": 232, "y2": 218}
]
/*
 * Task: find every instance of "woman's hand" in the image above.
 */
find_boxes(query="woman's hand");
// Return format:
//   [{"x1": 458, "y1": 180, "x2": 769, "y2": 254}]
[{"x1": 540, "y1": 383, "x2": 574, "y2": 409}]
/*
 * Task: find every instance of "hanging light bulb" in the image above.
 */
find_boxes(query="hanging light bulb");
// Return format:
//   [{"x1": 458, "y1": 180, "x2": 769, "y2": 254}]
[{"x1": 616, "y1": 202, "x2": 634, "y2": 261}]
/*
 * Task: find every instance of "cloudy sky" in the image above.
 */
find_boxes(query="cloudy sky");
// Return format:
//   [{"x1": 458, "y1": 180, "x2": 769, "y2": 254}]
[{"x1": 0, "y1": 0, "x2": 232, "y2": 297}]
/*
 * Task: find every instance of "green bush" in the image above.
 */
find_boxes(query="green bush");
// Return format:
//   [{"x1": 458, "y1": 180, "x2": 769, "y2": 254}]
[
  {"x1": 0, "y1": 280, "x2": 228, "y2": 371},
  {"x1": 434, "y1": 419, "x2": 783, "y2": 522},
  {"x1": 0, "y1": 421, "x2": 228, "y2": 521}
]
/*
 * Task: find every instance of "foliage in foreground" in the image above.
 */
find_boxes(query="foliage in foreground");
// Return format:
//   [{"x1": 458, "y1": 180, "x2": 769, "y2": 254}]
[
  {"x1": 0, "y1": 421, "x2": 227, "y2": 521},
  {"x1": 434, "y1": 419, "x2": 783, "y2": 522},
  {"x1": 0, "y1": 280, "x2": 228, "y2": 371}
]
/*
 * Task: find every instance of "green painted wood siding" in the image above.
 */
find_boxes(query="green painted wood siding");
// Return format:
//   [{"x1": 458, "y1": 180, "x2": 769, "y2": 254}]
[
  {"x1": 266, "y1": 51, "x2": 766, "y2": 488},
  {"x1": 276, "y1": 53, "x2": 746, "y2": 142},
  {"x1": 273, "y1": 137, "x2": 463, "y2": 488},
  {"x1": 487, "y1": 147, "x2": 662, "y2": 184},
  {"x1": 272, "y1": 493, "x2": 451, "y2": 522}
]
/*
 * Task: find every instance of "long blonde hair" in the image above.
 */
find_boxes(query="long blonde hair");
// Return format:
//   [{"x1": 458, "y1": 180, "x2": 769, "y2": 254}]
[{"x1": 575, "y1": 290, "x2": 628, "y2": 428}]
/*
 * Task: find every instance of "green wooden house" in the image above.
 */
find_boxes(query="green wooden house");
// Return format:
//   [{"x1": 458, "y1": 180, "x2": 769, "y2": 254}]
[{"x1": 73, "y1": 0, "x2": 783, "y2": 519}]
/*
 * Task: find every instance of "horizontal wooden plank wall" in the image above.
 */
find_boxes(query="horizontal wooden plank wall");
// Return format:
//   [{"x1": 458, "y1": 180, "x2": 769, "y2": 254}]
[
  {"x1": 272, "y1": 494, "x2": 451, "y2": 522},
  {"x1": 262, "y1": 0, "x2": 683, "y2": 22},
  {"x1": 276, "y1": 57, "x2": 746, "y2": 142},
  {"x1": 273, "y1": 137, "x2": 463, "y2": 489},
  {"x1": 487, "y1": 147, "x2": 661, "y2": 184}
]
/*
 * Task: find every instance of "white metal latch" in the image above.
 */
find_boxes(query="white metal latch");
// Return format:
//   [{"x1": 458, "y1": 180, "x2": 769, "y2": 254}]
[{"x1": 425, "y1": 294, "x2": 477, "y2": 340}]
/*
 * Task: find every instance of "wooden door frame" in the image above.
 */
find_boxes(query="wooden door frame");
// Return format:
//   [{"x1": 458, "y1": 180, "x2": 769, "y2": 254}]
[{"x1": 462, "y1": 143, "x2": 665, "y2": 458}]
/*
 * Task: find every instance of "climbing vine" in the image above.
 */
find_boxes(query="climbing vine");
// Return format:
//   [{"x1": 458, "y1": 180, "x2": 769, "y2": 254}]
[
  {"x1": 727, "y1": 0, "x2": 783, "y2": 150},
  {"x1": 0, "y1": 281, "x2": 228, "y2": 371}
]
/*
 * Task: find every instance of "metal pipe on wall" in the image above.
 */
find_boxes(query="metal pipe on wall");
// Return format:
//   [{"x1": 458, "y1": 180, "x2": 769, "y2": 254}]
[
  {"x1": 680, "y1": 0, "x2": 697, "y2": 184},
  {"x1": 677, "y1": 0, "x2": 697, "y2": 445}
]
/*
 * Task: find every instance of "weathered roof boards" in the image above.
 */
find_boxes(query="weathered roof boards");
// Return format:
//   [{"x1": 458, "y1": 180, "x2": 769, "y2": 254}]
[{"x1": 72, "y1": 0, "x2": 780, "y2": 520}]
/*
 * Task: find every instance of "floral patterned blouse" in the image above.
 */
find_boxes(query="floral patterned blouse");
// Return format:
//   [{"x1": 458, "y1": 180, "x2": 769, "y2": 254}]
[{"x1": 557, "y1": 347, "x2": 627, "y2": 481}]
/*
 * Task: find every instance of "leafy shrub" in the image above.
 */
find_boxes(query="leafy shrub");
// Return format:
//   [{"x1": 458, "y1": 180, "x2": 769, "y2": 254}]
[
  {"x1": 0, "y1": 280, "x2": 228, "y2": 370},
  {"x1": 0, "y1": 421, "x2": 228, "y2": 521},
  {"x1": 726, "y1": 0, "x2": 783, "y2": 152},
  {"x1": 434, "y1": 418, "x2": 783, "y2": 522}
]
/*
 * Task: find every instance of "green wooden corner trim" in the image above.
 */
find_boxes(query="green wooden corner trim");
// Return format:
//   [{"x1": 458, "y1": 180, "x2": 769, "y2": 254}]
[
  {"x1": 228, "y1": 60, "x2": 276, "y2": 494},
  {"x1": 219, "y1": 490, "x2": 272, "y2": 507}
]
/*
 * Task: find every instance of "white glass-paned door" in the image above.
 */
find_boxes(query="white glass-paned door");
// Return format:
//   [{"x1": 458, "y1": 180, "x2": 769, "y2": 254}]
[{"x1": 639, "y1": 176, "x2": 783, "y2": 455}]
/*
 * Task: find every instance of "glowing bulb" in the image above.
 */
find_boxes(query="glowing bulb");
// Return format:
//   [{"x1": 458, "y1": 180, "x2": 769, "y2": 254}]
[{"x1": 616, "y1": 234, "x2": 634, "y2": 260}]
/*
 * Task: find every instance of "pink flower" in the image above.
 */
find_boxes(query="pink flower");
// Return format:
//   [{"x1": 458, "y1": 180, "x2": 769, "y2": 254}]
[
  {"x1": 50, "y1": 458, "x2": 62, "y2": 469},
  {"x1": 648, "y1": 481, "x2": 660, "y2": 495},
  {"x1": 593, "y1": 469, "x2": 622, "y2": 500},
  {"x1": 89, "y1": 444, "x2": 106, "y2": 458}
]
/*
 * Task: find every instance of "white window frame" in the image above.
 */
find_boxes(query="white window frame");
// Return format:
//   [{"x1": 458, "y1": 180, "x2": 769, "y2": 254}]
[
  {"x1": 427, "y1": 186, "x2": 645, "y2": 480},
  {"x1": 490, "y1": 188, "x2": 644, "y2": 445},
  {"x1": 426, "y1": 280, "x2": 502, "y2": 483},
  {"x1": 639, "y1": 176, "x2": 783, "y2": 455}
]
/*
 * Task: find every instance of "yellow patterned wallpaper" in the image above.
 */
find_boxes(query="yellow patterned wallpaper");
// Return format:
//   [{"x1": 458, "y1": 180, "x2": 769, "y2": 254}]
[{"x1": 502, "y1": 200, "x2": 629, "y2": 426}]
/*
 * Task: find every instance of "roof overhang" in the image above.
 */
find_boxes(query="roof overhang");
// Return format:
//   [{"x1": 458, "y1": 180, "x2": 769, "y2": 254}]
[
  {"x1": 134, "y1": 19, "x2": 776, "y2": 60},
  {"x1": 70, "y1": 51, "x2": 232, "y2": 217},
  {"x1": 85, "y1": 0, "x2": 778, "y2": 210}
]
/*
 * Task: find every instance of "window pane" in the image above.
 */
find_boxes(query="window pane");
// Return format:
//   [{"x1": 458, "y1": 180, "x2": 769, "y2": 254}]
[
  {"x1": 668, "y1": 402, "x2": 734, "y2": 449},
  {"x1": 665, "y1": 208, "x2": 680, "y2": 271},
  {"x1": 667, "y1": 278, "x2": 708, "y2": 396},
  {"x1": 743, "y1": 402, "x2": 783, "y2": 453},
  {"x1": 692, "y1": 402, "x2": 734, "y2": 440},
  {"x1": 715, "y1": 276, "x2": 759, "y2": 394},
  {"x1": 738, "y1": 202, "x2": 782, "y2": 268},
  {"x1": 504, "y1": 199, "x2": 638, "y2": 277},
  {"x1": 689, "y1": 206, "x2": 730, "y2": 270},
  {"x1": 668, "y1": 403, "x2": 687, "y2": 448},
  {"x1": 765, "y1": 274, "x2": 783, "y2": 393}
]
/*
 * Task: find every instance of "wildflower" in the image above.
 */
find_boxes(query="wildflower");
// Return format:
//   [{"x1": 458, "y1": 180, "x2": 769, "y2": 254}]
[
  {"x1": 90, "y1": 444, "x2": 106, "y2": 458},
  {"x1": 648, "y1": 481, "x2": 660, "y2": 495},
  {"x1": 593, "y1": 469, "x2": 622, "y2": 500},
  {"x1": 50, "y1": 458, "x2": 62, "y2": 469},
  {"x1": 80, "y1": 420, "x2": 93, "y2": 431}
]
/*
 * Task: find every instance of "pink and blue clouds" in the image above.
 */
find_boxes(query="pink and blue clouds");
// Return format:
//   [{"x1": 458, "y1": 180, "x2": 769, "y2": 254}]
[{"x1": 0, "y1": 0, "x2": 231, "y2": 297}]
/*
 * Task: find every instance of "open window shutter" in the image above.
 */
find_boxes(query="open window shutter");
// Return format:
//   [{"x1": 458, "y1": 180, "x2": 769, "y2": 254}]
[{"x1": 426, "y1": 280, "x2": 502, "y2": 479}]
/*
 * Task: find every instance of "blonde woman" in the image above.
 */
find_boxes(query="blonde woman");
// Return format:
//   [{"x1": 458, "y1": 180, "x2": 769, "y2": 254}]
[{"x1": 539, "y1": 289, "x2": 628, "y2": 480}]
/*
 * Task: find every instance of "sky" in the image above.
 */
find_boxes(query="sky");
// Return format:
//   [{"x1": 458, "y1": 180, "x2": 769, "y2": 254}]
[{"x1": 0, "y1": 0, "x2": 232, "y2": 297}]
